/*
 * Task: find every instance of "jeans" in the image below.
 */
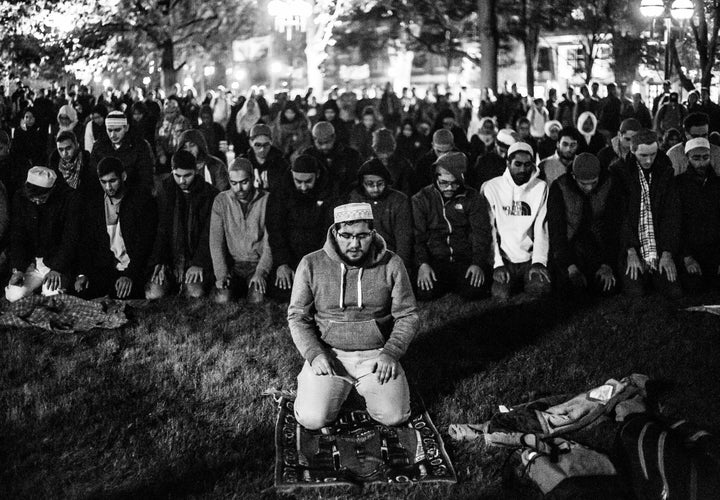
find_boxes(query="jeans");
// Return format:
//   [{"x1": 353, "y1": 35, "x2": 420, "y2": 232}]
[{"x1": 294, "y1": 348, "x2": 410, "y2": 430}]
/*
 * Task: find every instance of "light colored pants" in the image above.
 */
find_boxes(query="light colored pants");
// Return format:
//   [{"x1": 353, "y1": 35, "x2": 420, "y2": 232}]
[{"x1": 294, "y1": 348, "x2": 410, "y2": 430}]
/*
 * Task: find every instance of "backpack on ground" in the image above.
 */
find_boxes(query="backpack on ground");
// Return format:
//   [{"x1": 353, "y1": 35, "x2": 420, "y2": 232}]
[
  {"x1": 502, "y1": 435, "x2": 629, "y2": 499},
  {"x1": 617, "y1": 413, "x2": 720, "y2": 500}
]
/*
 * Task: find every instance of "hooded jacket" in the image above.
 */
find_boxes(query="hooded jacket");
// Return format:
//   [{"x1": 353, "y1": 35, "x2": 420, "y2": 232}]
[
  {"x1": 412, "y1": 183, "x2": 491, "y2": 268},
  {"x1": 302, "y1": 142, "x2": 362, "y2": 198},
  {"x1": 288, "y1": 228, "x2": 418, "y2": 364},
  {"x1": 176, "y1": 129, "x2": 230, "y2": 192},
  {"x1": 482, "y1": 166, "x2": 549, "y2": 268},
  {"x1": 576, "y1": 111, "x2": 606, "y2": 155},
  {"x1": 91, "y1": 134, "x2": 155, "y2": 194},
  {"x1": 675, "y1": 166, "x2": 720, "y2": 261},
  {"x1": 241, "y1": 145, "x2": 289, "y2": 192}
]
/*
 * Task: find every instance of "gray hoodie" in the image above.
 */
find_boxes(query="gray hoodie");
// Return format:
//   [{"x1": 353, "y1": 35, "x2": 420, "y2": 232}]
[{"x1": 288, "y1": 227, "x2": 418, "y2": 364}]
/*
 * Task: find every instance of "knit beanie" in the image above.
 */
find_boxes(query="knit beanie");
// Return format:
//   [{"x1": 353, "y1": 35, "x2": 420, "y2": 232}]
[
  {"x1": 372, "y1": 128, "x2": 396, "y2": 154},
  {"x1": 434, "y1": 151, "x2": 467, "y2": 179},
  {"x1": 249, "y1": 123, "x2": 272, "y2": 140},
  {"x1": 432, "y1": 128, "x2": 454, "y2": 147},
  {"x1": 358, "y1": 158, "x2": 392, "y2": 183},
  {"x1": 105, "y1": 111, "x2": 128, "y2": 128},
  {"x1": 572, "y1": 153, "x2": 601, "y2": 180},
  {"x1": 291, "y1": 154, "x2": 321, "y2": 174}
]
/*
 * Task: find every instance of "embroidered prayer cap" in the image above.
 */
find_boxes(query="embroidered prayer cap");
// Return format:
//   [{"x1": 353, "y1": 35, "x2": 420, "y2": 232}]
[
  {"x1": 507, "y1": 141, "x2": 534, "y2": 158},
  {"x1": 685, "y1": 137, "x2": 710, "y2": 154},
  {"x1": 434, "y1": 151, "x2": 467, "y2": 179},
  {"x1": 572, "y1": 153, "x2": 601, "y2": 180},
  {"x1": 105, "y1": 111, "x2": 128, "y2": 128},
  {"x1": 312, "y1": 121, "x2": 335, "y2": 141},
  {"x1": 26, "y1": 166, "x2": 57, "y2": 188},
  {"x1": 291, "y1": 154, "x2": 321, "y2": 174},
  {"x1": 249, "y1": 123, "x2": 272, "y2": 140},
  {"x1": 334, "y1": 202, "x2": 373, "y2": 224},
  {"x1": 497, "y1": 128, "x2": 517, "y2": 148}
]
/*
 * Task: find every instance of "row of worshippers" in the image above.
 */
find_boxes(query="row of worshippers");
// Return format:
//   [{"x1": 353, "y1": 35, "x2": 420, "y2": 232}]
[{"x1": 4, "y1": 108, "x2": 718, "y2": 303}]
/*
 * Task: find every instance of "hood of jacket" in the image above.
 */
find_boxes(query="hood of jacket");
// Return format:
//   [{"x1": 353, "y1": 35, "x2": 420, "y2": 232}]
[
  {"x1": 176, "y1": 128, "x2": 210, "y2": 160},
  {"x1": 577, "y1": 111, "x2": 598, "y2": 143},
  {"x1": 321, "y1": 225, "x2": 388, "y2": 309}
]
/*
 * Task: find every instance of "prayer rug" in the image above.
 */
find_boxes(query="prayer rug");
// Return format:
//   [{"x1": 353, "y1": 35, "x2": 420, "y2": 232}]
[
  {"x1": 274, "y1": 396, "x2": 457, "y2": 490},
  {"x1": 0, "y1": 295, "x2": 129, "y2": 332}
]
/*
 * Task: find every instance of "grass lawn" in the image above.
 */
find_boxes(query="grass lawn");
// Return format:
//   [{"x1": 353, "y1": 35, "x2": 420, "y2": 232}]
[{"x1": 2, "y1": 288, "x2": 720, "y2": 499}]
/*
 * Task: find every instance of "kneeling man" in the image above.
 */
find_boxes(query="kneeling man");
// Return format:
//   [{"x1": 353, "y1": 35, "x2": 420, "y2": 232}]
[{"x1": 288, "y1": 202, "x2": 419, "y2": 430}]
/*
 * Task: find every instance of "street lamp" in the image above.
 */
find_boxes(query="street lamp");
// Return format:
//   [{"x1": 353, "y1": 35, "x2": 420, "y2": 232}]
[{"x1": 640, "y1": 0, "x2": 696, "y2": 80}]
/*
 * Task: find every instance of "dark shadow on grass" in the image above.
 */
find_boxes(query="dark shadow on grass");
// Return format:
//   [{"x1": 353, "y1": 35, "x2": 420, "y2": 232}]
[{"x1": 404, "y1": 295, "x2": 586, "y2": 409}]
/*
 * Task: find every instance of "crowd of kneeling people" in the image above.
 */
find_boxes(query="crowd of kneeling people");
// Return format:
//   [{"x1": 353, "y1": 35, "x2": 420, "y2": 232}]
[{"x1": 2, "y1": 104, "x2": 719, "y2": 306}]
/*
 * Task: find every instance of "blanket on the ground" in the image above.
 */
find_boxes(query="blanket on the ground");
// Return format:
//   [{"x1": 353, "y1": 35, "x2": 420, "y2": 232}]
[{"x1": 0, "y1": 295, "x2": 130, "y2": 332}]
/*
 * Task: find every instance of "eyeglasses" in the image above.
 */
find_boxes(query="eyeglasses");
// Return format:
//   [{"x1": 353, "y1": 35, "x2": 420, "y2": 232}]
[
  {"x1": 337, "y1": 232, "x2": 373, "y2": 242},
  {"x1": 437, "y1": 179, "x2": 460, "y2": 188},
  {"x1": 363, "y1": 180, "x2": 386, "y2": 189},
  {"x1": 252, "y1": 142, "x2": 272, "y2": 148}
]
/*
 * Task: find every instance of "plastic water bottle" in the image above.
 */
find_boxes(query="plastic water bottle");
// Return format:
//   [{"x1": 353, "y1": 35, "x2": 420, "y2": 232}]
[{"x1": 225, "y1": 145, "x2": 235, "y2": 169}]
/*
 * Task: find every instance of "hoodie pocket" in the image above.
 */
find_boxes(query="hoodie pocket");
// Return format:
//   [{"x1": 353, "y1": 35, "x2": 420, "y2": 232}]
[{"x1": 321, "y1": 319, "x2": 386, "y2": 350}]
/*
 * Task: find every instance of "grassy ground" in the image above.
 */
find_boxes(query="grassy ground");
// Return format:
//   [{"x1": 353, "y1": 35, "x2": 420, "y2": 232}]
[{"x1": 1, "y1": 288, "x2": 720, "y2": 499}]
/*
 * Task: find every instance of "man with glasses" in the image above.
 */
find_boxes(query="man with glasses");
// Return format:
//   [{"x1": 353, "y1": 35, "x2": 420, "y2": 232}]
[
  {"x1": 666, "y1": 113, "x2": 720, "y2": 176},
  {"x1": 483, "y1": 142, "x2": 552, "y2": 300},
  {"x1": 412, "y1": 152, "x2": 491, "y2": 301},
  {"x1": 347, "y1": 158, "x2": 413, "y2": 269},
  {"x1": 241, "y1": 123, "x2": 288, "y2": 192},
  {"x1": 303, "y1": 121, "x2": 362, "y2": 198},
  {"x1": 288, "y1": 202, "x2": 418, "y2": 430},
  {"x1": 538, "y1": 126, "x2": 583, "y2": 186}
]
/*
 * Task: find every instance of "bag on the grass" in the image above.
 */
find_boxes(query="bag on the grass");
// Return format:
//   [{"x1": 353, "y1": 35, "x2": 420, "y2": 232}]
[
  {"x1": 485, "y1": 375, "x2": 648, "y2": 448},
  {"x1": 617, "y1": 413, "x2": 720, "y2": 500},
  {"x1": 503, "y1": 436, "x2": 628, "y2": 499}
]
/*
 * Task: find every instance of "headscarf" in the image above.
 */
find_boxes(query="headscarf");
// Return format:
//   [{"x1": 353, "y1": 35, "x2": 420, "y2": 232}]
[
  {"x1": 577, "y1": 111, "x2": 598, "y2": 145},
  {"x1": 57, "y1": 104, "x2": 78, "y2": 132},
  {"x1": 236, "y1": 97, "x2": 261, "y2": 133}
]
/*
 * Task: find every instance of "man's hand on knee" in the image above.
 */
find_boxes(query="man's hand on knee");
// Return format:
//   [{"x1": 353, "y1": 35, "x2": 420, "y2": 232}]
[
  {"x1": 372, "y1": 352, "x2": 399, "y2": 385},
  {"x1": 528, "y1": 263, "x2": 551, "y2": 283},
  {"x1": 310, "y1": 353, "x2": 336, "y2": 376},
  {"x1": 417, "y1": 263, "x2": 436, "y2": 291}
]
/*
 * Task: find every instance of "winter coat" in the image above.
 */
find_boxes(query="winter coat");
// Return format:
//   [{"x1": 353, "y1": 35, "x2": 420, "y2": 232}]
[
  {"x1": 675, "y1": 167, "x2": 720, "y2": 261},
  {"x1": 90, "y1": 136, "x2": 155, "y2": 194},
  {"x1": 10, "y1": 183, "x2": 80, "y2": 273},
  {"x1": 412, "y1": 183, "x2": 491, "y2": 268},
  {"x1": 241, "y1": 145, "x2": 289, "y2": 193},
  {"x1": 77, "y1": 187, "x2": 157, "y2": 283},
  {"x1": 347, "y1": 187, "x2": 413, "y2": 267},
  {"x1": 288, "y1": 228, "x2": 418, "y2": 363},
  {"x1": 302, "y1": 143, "x2": 362, "y2": 198}
]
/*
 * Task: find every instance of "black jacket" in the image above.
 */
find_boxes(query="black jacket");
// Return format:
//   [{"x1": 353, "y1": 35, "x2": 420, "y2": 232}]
[
  {"x1": 266, "y1": 173, "x2": 334, "y2": 269},
  {"x1": 47, "y1": 149, "x2": 99, "y2": 200},
  {"x1": 241, "y1": 145, "x2": 289, "y2": 193},
  {"x1": 10, "y1": 183, "x2": 80, "y2": 273},
  {"x1": 77, "y1": 187, "x2": 157, "y2": 283},
  {"x1": 675, "y1": 167, "x2": 720, "y2": 261},
  {"x1": 90, "y1": 136, "x2": 155, "y2": 193},
  {"x1": 302, "y1": 143, "x2": 362, "y2": 198},
  {"x1": 611, "y1": 152, "x2": 681, "y2": 256},
  {"x1": 150, "y1": 176, "x2": 218, "y2": 271}
]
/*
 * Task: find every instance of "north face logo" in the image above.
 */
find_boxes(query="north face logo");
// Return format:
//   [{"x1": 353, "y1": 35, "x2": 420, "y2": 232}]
[{"x1": 502, "y1": 201, "x2": 532, "y2": 216}]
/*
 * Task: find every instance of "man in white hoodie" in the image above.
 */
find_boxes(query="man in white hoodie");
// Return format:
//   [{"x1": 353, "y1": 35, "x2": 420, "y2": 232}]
[{"x1": 483, "y1": 142, "x2": 551, "y2": 300}]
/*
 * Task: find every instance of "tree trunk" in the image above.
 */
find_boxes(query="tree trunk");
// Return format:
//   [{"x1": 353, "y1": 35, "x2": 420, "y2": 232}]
[
  {"x1": 523, "y1": 34, "x2": 537, "y2": 97},
  {"x1": 305, "y1": 17, "x2": 325, "y2": 97},
  {"x1": 478, "y1": 0, "x2": 498, "y2": 94},
  {"x1": 160, "y1": 39, "x2": 177, "y2": 93}
]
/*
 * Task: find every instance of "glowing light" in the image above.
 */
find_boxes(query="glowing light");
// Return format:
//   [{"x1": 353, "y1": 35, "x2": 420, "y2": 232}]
[
  {"x1": 142, "y1": 76, "x2": 151, "y2": 86},
  {"x1": 671, "y1": 0, "x2": 694, "y2": 20},
  {"x1": 270, "y1": 61, "x2": 284, "y2": 74},
  {"x1": 183, "y1": 76, "x2": 194, "y2": 88},
  {"x1": 103, "y1": 78, "x2": 112, "y2": 88},
  {"x1": 268, "y1": 0, "x2": 313, "y2": 41},
  {"x1": 640, "y1": 0, "x2": 664, "y2": 18},
  {"x1": 204, "y1": 66, "x2": 216, "y2": 77},
  {"x1": 235, "y1": 68, "x2": 248, "y2": 81}
]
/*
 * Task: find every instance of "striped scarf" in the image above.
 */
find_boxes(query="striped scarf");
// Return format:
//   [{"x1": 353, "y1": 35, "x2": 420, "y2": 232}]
[
  {"x1": 637, "y1": 167, "x2": 657, "y2": 269},
  {"x1": 58, "y1": 154, "x2": 82, "y2": 189}
]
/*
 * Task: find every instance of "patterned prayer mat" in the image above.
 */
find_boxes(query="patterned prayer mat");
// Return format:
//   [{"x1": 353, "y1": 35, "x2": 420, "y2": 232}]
[{"x1": 274, "y1": 396, "x2": 457, "y2": 490}]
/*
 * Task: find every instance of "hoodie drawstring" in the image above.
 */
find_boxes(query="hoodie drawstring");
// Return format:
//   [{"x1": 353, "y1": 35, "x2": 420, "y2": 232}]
[
  {"x1": 338, "y1": 263, "x2": 364, "y2": 310},
  {"x1": 339, "y1": 263, "x2": 347, "y2": 309}
]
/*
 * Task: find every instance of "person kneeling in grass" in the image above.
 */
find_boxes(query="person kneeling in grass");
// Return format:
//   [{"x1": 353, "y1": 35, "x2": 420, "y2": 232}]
[
  {"x1": 209, "y1": 158, "x2": 272, "y2": 304},
  {"x1": 288, "y1": 202, "x2": 418, "y2": 430},
  {"x1": 145, "y1": 150, "x2": 218, "y2": 300},
  {"x1": 74, "y1": 157, "x2": 157, "y2": 299}
]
